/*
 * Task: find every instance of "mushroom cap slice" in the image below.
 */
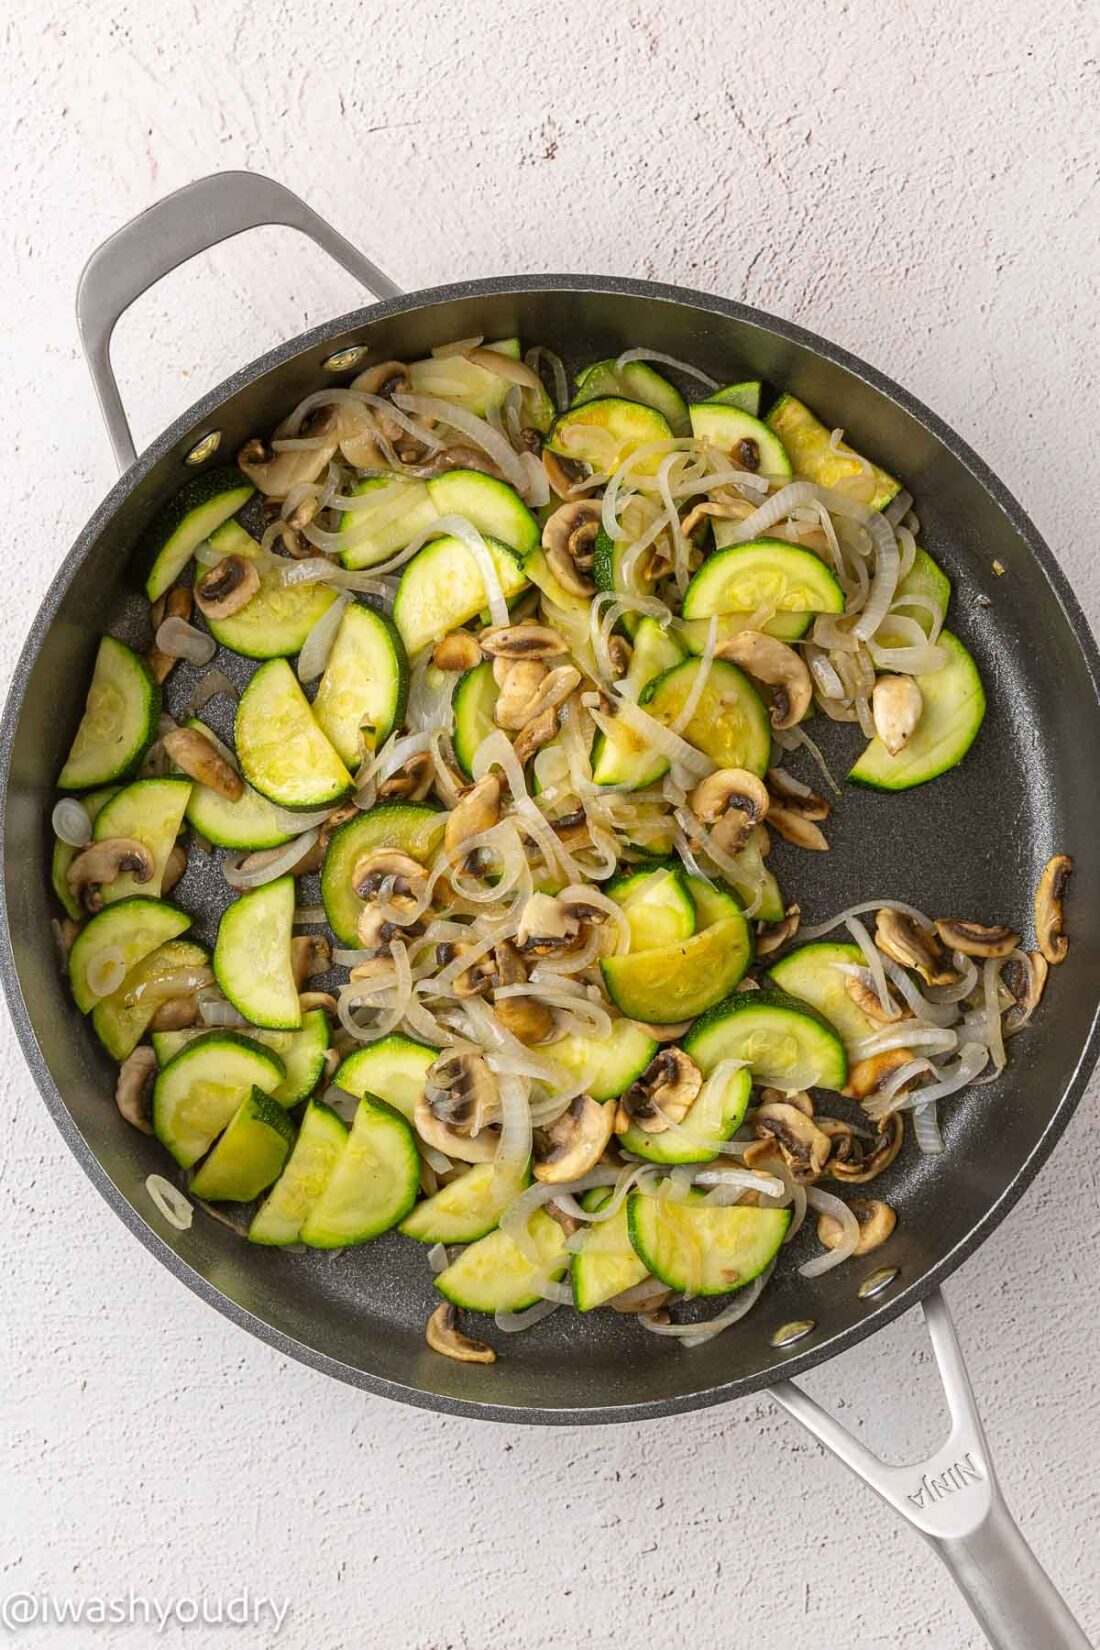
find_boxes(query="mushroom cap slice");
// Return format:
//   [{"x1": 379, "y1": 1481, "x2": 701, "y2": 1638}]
[{"x1": 534, "y1": 1094, "x2": 615, "y2": 1183}]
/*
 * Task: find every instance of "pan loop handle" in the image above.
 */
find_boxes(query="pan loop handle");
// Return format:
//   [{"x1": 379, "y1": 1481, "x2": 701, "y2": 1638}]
[
  {"x1": 771, "y1": 1287, "x2": 1092, "y2": 1649},
  {"x1": 75, "y1": 170, "x2": 402, "y2": 475}
]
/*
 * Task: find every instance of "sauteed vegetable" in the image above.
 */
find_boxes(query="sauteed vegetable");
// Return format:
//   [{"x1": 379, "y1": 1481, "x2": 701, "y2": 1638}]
[{"x1": 50, "y1": 338, "x2": 1072, "y2": 1359}]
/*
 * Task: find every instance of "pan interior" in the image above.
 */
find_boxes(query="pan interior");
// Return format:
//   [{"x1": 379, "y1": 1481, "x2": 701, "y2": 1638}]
[{"x1": 4, "y1": 280, "x2": 1098, "y2": 1419}]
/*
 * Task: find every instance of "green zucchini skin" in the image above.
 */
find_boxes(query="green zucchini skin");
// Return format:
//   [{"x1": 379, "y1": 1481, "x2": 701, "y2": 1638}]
[
  {"x1": 136, "y1": 466, "x2": 254, "y2": 601},
  {"x1": 452, "y1": 659, "x2": 499, "y2": 778},
  {"x1": 707, "y1": 381, "x2": 763, "y2": 416},
  {"x1": 627, "y1": 1189, "x2": 790, "y2": 1296},
  {"x1": 682, "y1": 537, "x2": 844, "y2": 624},
  {"x1": 685, "y1": 986, "x2": 848, "y2": 1092},
  {"x1": 205, "y1": 521, "x2": 338, "y2": 660},
  {"x1": 640, "y1": 657, "x2": 772, "y2": 777},
  {"x1": 321, "y1": 804, "x2": 444, "y2": 946},
  {"x1": 300, "y1": 1097, "x2": 420, "y2": 1248},
  {"x1": 574, "y1": 360, "x2": 689, "y2": 436},
  {"x1": 235, "y1": 658, "x2": 354, "y2": 810},
  {"x1": 249, "y1": 1100, "x2": 348, "y2": 1246},
  {"x1": 57, "y1": 637, "x2": 160, "y2": 792},
  {"x1": 606, "y1": 863, "x2": 697, "y2": 951},
  {"x1": 848, "y1": 630, "x2": 985, "y2": 791},
  {"x1": 434, "y1": 1208, "x2": 569, "y2": 1313},
  {"x1": 545, "y1": 397, "x2": 673, "y2": 473},
  {"x1": 189, "y1": 1086, "x2": 295, "y2": 1203},
  {"x1": 334, "y1": 1035, "x2": 437, "y2": 1121},
  {"x1": 68, "y1": 897, "x2": 191, "y2": 1015},
  {"x1": 400, "y1": 1161, "x2": 531, "y2": 1245},
  {"x1": 153, "y1": 1009, "x2": 331, "y2": 1107},
  {"x1": 601, "y1": 913, "x2": 753, "y2": 1024},
  {"x1": 312, "y1": 603, "x2": 410, "y2": 769},
  {"x1": 571, "y1": 1187, "x2": 649, "y2": 1312},
  {"x1": 688, "y1": 402, "x2": 791, "y2": 478},
  {"x1": 152, "y1": 1030, "x2": 286, "y2": 1169},
  {"x1": 214, "y1": 874, "x2": 301, "y2": 1031},
  {"x1": 541, "y1": 1020, "x2": 658, "y2": 1102},
  {"x1": 768, "y1": 942, "x2": 879, "y2": 1052}
]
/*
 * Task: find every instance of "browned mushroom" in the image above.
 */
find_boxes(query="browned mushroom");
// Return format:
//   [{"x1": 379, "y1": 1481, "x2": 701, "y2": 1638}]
[
  {"x1": 194, "y1": 554, "x2": 261, "y2": 620},
  {"x1": 1034, "y1": 854, "x2": 1072, "y2": 965},
  {"x1": 425, "y1": 1302, "x2": 496, "y2": 1364},
  {"x1": 162, "y1": 727, "x2": 244, "y2": 801},
  {"x1": 67, "y1": 838, "x2": 155, "y2": 912},
  {"x1": 534, "y1": 1094, "x2": 616, "y2": 1182}
]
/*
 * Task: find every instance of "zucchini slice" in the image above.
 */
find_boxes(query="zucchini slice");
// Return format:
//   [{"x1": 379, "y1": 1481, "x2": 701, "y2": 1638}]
[
  {"x1": 91, "y1": 939, "x2": 208, "y2": 1062},
  {"x1": 249, "y1": 1100, "x2": 349, "y2": 1245},
  {"x1": 152, "y1": 1030, "x2": 286, "y2": 1169},
  {"x1": 204, "y1": 521, "x2": 338, "y2": 660},
  {"x1": 322, "y1": 805, "x2": 445, "y2": 946},
  {"x1": 333, "y1": 1034, "x2": 436, "y2": 1121},
  {"x1": 235, "y1": 658, "x2": 354, "y2": 810},
  {"x1": 299, "y1": 1096, "x2": 420, "y2": 1248},
  {"x1": 545, "y1": 397, "x2": 673, "y2": 477},
  {"x1": 574, "y1": 360, "x2": 689, "y2": 436},
  {"x1": 849, "y1": 631, "x2": 985, "y2": 791},
  {"x1": 682, "y1": 537, "x2": 844, "y2": 624},
  {"x1": 189, "y1": 1087, "x2": 295, "y2": 1203},
  {"x1": 541, "y1": 1019, "x2": 659, "y2": 1102},
  {"x1": 57, "y1": 636, "x2": 160, "y2": 791},
  {"x1": 766, "y1": 393, "x2": 900, "y2": 512},
  {"x1": 685, "y1": 987, "x2": 848, "y2": 1092},
  {"x1": 339, "y1": 477, "x2": 439, "y2": 571},
  {"x1": 618, "y1": 1064, "x2": 752, "y2": 1165},
  {"x1": 427, "y1": 470, "x2": 541, "y2": 558},
  {"x1": 769, "y1": 942, "x2": 879, "y2": 1052},
  {"x1": 392, "y1": 533, "x2": 528, "y2": 658},
  {"x1": 137, "y1": 466, "x2": 254, "y2": 602},
  {"x1": 214, "y1": 874, "x2": 300, "y2": 1030},
  {"x1": 628, "y1": 1189, "x2": 790, "y2": 1296},
  {"x1": 434, "y1": 1208, "x2": 568, "y2": 1314},
  {"x1": 69, "y1": 897, "x2": 190, "y2": 1015},
  {"x1": 452, "y1": 658, "x2": 499, "y2": 777},
  {"x1": 401, "y1": 1161, "x2": 531, "y2": 1245},
  {"x1": 684, "y1": 872, "x2": 742, "y2": 928},
  {"x1": 708, "y1": 381, "x2": 763, "y2": 416},
  {"x1": 601, "y1": 914, "x2": 753, "y2": 1025},
  {"x1": 717, "y1": 827, "x2": 786, "y2": 925},
  {"x1": 52, "y1": 786, "x2": 117, "y2": 920},
  {"x1": 571, "y1": 1187, "x2": 649, "y2": 1312},
  {"x1": 877, "y1": 546, "x2": 951, "y2": 647},
  {"x1": 311, "y1": 603, "x2": 409, "y2": 768},
  {"x1": 91, "y1": 777, "x2": 191, "y2": 904},
  {"x1": 640, "y1": 657, "x2": 772, "y2": 776},
  {"x1": 592, "y1": 524, "x2": 656, "y2": 632},
  {"x1": 678, "y1": 608, "x2": 812, "y2": 651},
  {"x1": 154, "y1": 1009, "x2": 330, "y2": 1107},
  {"x1": 607, "y1": 863, "x2": 696, "y2": 951},
  {"x1": 688, "y1": 402, "x2": 792, "y2": 479},
  {"x1": 182, "y1": 719, "x2": 298, "y2": 851},
  {"x1": 407, "y1": 339, "x2": 522, "y2": 416},
  {"x1": 590, "y1": 617, "x2": 684, "y2": 790}
]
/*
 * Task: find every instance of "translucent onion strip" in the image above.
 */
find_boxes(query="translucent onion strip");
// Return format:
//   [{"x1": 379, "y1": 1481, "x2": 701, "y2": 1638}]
[{"x1": 800, "y1": 1188, "x2": 860, "y2": 1276}]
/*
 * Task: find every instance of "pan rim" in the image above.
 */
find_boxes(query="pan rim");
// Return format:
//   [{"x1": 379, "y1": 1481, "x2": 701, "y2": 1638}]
[{"x1": 3, "y1": 270, "x2": 1098, "y2": 1423}]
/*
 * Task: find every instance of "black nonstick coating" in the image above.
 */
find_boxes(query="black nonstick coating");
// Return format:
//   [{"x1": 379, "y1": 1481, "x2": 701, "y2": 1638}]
[{"x1": 3, "y1": 275, "x2": 1098, "y2": 1422}]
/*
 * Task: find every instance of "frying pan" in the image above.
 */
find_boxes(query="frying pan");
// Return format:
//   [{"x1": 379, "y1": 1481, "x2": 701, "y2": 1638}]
[{"x1": 1, "y1": 172, "x2": 1095, "y2": 1649}]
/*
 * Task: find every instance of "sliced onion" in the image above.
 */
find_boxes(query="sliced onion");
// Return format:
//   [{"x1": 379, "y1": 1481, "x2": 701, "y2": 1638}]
[
  {"x1": 393, "y1": 393, "x2": 531, "y2": 497},
  {"x1": 851, "y1": 1023, "x2": 959, "y2": 1060},
  {"x1": 525, "y1": 346, "x2": 569, "y2": 413},
  {"x1": 198, "y1": 986, "x2": 247, "y2": 1027},
  {"x1": 799, "y1": 898, "x2": 935, "y2": 942},
  {"x1": 670, "y1": 616, "x2": 716, "y2": 733},
  {"x1": 123, "y1": 964, "x2": 212, "y2": 1007},
  {"x1": 912, "y1": 1102, "x2": 945, "y2": 1154},
  {"x1": 297, "y1": 592, "x2": 350, "y2": 683},
  {"x1": 427, "y1": 1242, "x2": 449, "y2": 1274},
  {"x1": 181, "y1": 668, "x2": 239, "y2": 717},
  {"x1": 499, "y1": 1181, "x2": 563, "y2": 1261},
  {"x1": 493, "y1": 1299, "x2": 560, "y2": 1333},
  {"x1": 877, "y1": 959, "x2": 960, "y2": 1028},
  {"x1": 155, "y1": 616, "x2": 217, "y2": 666},
  {"x1": 52, "y1": 798, "x2": 92, "y2": 847},
  {"x1": 614, "y1": 348, "x2": 719, "y2": 389},
  {"x1": 145, "y1": 1175, "x2": 193, "y2": 1231},
  {"x1": 293, "y1": 904, "x2": 327, "y2": 926},
  {"x1": 800, "y1": 1188, "x2": 861, "y2": 1276},
  {"x1": 639, "y1": 1266, "x2": 772, "y2": 1344},
  {"x1": 223, "y1": 830, "x2": 318, "y2": 889},
  {"x1": 592, "y1": 695, "x2": 713, "y2": 779},
  {"x1": 844, "y1": 917, "x2": 896, "y2": 1019},
  {"x1": 431, "y1": 514, "x2": 508, "y2": 628},
  {"x1": 983, "y1": 957, "x2": 1008, "y2": 1072},
  {"x1": 85, "y1": 946, "x2": 127, "y2": 999},
  {"x1": 925, "y1": 952, "x2": 979, "y2": 1004},
  {"x1": 864, "y1": 1041, "x2": 989, "y2": 1120}
]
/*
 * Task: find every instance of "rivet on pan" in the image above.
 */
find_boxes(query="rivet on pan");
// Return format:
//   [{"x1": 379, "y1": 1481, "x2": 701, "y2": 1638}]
[
  {"x1": 771, "y1": 1319, "x2": 814, "y2": 1349},
  {"x1": 322, "y1": 345, "x2": 368, "y2": 372},
  {"x1": 183, "y1": 431, "x2": 222, "y2": 465},
  {"x1": 858, "y1": 1266, "x2": 900, "y2": 1300}
]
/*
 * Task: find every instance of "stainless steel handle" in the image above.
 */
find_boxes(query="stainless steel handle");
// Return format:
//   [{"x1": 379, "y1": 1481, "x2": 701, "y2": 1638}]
[
  {"x1": 75, "y1": 170, "x2": 401, "y2": 474},
  {"x1": 771, "y1": 1288, "x2": 1092, "y2": 1649}
]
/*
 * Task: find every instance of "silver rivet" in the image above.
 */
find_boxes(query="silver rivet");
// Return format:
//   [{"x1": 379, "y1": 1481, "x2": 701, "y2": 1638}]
[
  {"x1": 322, "y1": 345, "x2": 368, "y2": 373},
  {"x1": 771, "y1": 1319, "x2": 815, "y2": 1348},
  {"x1": 184, "y1": 431, "x2": 221, "y2": 465},
  {"x1": 858, "y1": 1265, "x2": 900, "y2": 1300}
]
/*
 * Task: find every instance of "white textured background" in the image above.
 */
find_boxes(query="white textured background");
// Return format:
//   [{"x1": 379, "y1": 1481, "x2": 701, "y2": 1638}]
[{"x1": 2, "y1": 2, "x2": 1098, "y2": 1646}]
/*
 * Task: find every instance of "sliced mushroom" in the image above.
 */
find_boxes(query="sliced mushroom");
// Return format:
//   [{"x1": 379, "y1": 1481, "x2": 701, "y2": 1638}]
[
  {"x1": 425, "y1": 1302, "x2": 496, "y2": 1364},
  {"x1": 480, "y1": 623, "x2": 567, "y2": 661},
  {"x1": 934, "y1": 918, "x2": 1020, "y2": 959},
  {"x1": 614, "y1": 1048, "x2": 703, "y2": 1135},
  {"x1": 844, "y1": 1048, "x2": 918, "y2": 1102},
  {"x1": 755, "y1": 902, "x2": 801, "y2": 958},
  {"x1": 815, "y1": 1117, "x2": 860, "y2": 1172},
  {"x1": 238, "y1": 406, "x2": 340, "y2": 497},
  {"x1": 874, "y1": 908, "x2": 955, "y2": 986},
  {"x1": 161, "y1": 843, "x2": 188, "y2": 897},
  {"x1": 513, "y1": 703, "x2": 560, "y2": 766},
  {"x1": 766, "y1": 804, "x2": 829, "y2": 851},
  {"x1": 629, "y1": 1018, "x2": 695, "y2": 1042},
  {"x1": 162, "y1": 727, "x2": 244, "y2": 801},
  {"x1": 759, "y1": 1086, "x2": 814, "y2": 1118},
  {"x1": 350, "y1": 360, "x2": 413, "y2": 448},
  {"x1": 1002, "y1": 950, "x2": 1049, "y2": 1034},
  {"x1": 291, "y1": 934, "x2": 332, "y2": 989},
  {"x1": 444, "y1": 774, "x2": 501, "y2": 859},
  {"x1": 351, "y1": 849, "x2": 428, "y2": 904},
  {"x1": 543, "y1": 449, "x2": 588, "y2": 500},
  {"x1": 767, "y1": 767, "x2": 830, "y2": 819},
  {"x1": 494, "y1": 995, "x2": 556, "y2": 1044},
  {"x1": 751, "y1": 1101, "x2": 832, "y2": 1180},
  {"x1": 829, "y1": 1113, "x2": 904, "y2": 1183},
  {"x1": 515, "y1": 891, "x2": 579, "y2": 956},
  {"x1": 818, "y1": 1197, "x2": 896, "y2": 1255},
  {"x1": 1035, "y1": 853, "x2": 1072, "y2": 965},
  {"x1": 415, "y1": 1052, "x2": 501, "y2": 1163},
  {"x1": 194, "y1": 554, "x2": 261, "y2": 620},
  {"x1": 542, "y1": 500, "x2": 601, "y2": 596},
  {"x1": 534, "y1": 1093, "x2": 616, "y2": 1182},
  {"x1": 146, "y1": 587, "x2": 193, "y2": 684},
  {"x1": 518, "y1": 665, "x2": 582, "y2": 727},
  {"x1": 493, "y1": 660, "x2": 547, "y2": 731},
  {"x1": 844, "y1": 970, "x2": 902, "y2": 1024},
  {"x1": 714, "y1": 631, "x2": 812, "y2": 730},
  {"x1": 608, "y1": 1278, "x2": 675, "y2": 1315},
  {"x1": 115, "y1": 1046, "x2": 157, "y2": 1132},
  {"x1": 378, "y1": 751, "x2": 434, "y2": 802},
  {"x1": 67, "y1": 838, "x2": 155, "y2": 912},
  {"x1": 689, "y1": 767, "x2": 770, "y2": 855},
  {"x1": 299, "y1": 989, "x2": 339, "y2": 1015},
  {"x1": 432, "y1": 630, "x2": 482, "y2": 672},
  {"x1": 871, "y1": 675, "x2": 923, "y2": 755},
  {"x1": 148, "y1": 995, "x2": 199, "y2": 1032}
]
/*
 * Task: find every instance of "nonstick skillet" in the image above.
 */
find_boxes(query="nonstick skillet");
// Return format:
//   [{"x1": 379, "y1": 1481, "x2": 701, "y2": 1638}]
[{"x1": 1, "y1": 173, "x2": 1095, "y2": 1649}]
